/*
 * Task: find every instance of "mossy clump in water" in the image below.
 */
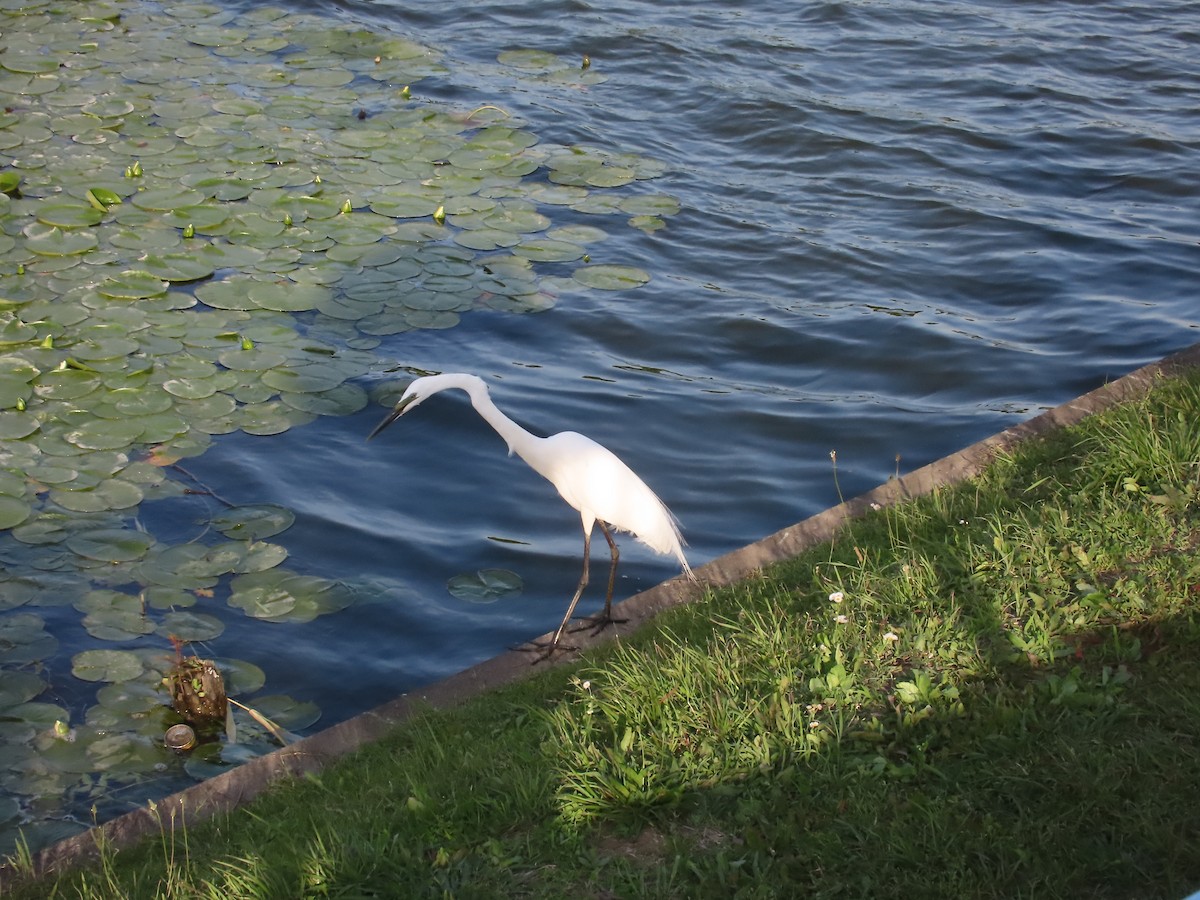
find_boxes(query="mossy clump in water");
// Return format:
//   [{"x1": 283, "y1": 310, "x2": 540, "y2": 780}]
[{"x1": 166, "y1": 656, "x2": 227, "y2": 724}]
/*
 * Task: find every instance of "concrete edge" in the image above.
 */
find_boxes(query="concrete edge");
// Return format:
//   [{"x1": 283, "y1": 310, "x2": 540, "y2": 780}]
[{"x1": 5, "y1": 340, "x2": 1199, "y2": 887}]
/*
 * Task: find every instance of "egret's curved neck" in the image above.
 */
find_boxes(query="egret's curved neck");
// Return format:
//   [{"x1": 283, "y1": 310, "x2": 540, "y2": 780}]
[{"x1": 458, "y1": 377, "x2": 541, "y2": 462}]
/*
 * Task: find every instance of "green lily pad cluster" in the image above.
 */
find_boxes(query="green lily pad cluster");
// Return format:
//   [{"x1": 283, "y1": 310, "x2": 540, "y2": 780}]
[
  {"x1": 0, "y1": 0, "x2": 678, "y2": 850},
  {"x1": 0, "y1": 494, "x2": 340, "y2": 851},
  {"x1": 0, "y1": 638, "x2": 316, "y2": 853}
]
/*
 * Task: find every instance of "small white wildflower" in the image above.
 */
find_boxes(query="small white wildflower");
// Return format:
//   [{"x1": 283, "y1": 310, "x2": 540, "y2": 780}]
[
  {"x1": 883, "y1": 631, "x2": 899, "y2": 642},
  {"x1": 581, "y1": 680, "x2": 591, "y2": 691},
  {"x1": 870, "y1": 502, "x2": 882, "y2": 511},
  {"x1": 829, "y1": 591, "x2": 844, "y2": 604},
  {"x1": 834, "y1": 614, "x2": 848, "y2": 624}
]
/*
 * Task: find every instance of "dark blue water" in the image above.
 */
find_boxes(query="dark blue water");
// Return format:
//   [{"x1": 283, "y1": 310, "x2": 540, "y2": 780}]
[{"x1": 170, "y1": 0, "x2": 1200, "y2": 719}]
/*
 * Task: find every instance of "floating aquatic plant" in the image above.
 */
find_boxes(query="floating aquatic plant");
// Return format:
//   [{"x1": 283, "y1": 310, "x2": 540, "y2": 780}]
[{"x1": 447, "y1": 567, "x2": 524, "y2": 603}]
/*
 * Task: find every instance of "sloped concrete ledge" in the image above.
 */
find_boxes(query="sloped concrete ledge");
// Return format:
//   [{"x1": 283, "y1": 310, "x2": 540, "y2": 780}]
[{"x1": 5, "y1": 340, "x2": 1199, "y2": 888}]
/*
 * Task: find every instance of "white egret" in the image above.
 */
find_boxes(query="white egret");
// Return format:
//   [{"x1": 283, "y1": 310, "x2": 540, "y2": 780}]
[{"x1": 368, "y1": 373, "x2": 694, "y2": 660}]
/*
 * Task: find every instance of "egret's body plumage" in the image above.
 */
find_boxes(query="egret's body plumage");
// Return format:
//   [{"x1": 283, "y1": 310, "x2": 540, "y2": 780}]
[{"x1": 369, "y1": 373, "x2": 692, "y2": 658}]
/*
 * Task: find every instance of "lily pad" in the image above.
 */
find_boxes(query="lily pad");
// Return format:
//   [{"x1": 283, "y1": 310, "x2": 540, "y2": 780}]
[
  {"x1": 620, "y1": 194, "x2": 681, "y2": 216},
  {"x1": 0, "y1": 374, "x2": 34, "y2": 408},
  {"x1": 6, "y1": 701, "x2": 67, "y2": 727},
  {"x1": 35, "y1": 369, "x2": 102, "y2": 400},
  {"x1": 0, "y1": 494, "x2": 32, "y2": 530},
  {"x1": 23, "y1": 223, "x2": 99, "y2": 256},
  {"x1": 0, "y1": 670, "x2": 46, "y2": 708},
  {"x1": 66, "y1": 528, "x2": 156, "y2": 562},
  {"x1": 50, "y1": 478, "x2": 144, "y2": 513},
  {"x1": 0, "y1": 469, "x2": 26, "y2": 496},
  {"x1": 227, "y1": 581, "x2": 297, "y2": 619},
  {"x1": 228, "y1": 569, "x2": 353, "y2": 623},
  {"x1": 142, "y1": 586, "x2": 198, "y2": 610},
  {"x1": 10, "y1": 513, "x2": 71, "y2": 546},
  {"x1": 513, "y1": 238, "x2": 586, "y2": 263},
  {"x1": 214, "y1": 658, "x2": 266, "y2": 695},
  {"x1": 572, "y1": 264, "x2": 652, "y2": 291},
  {"x1": 278, "y1": 383, "x2": 368, "y2": 416},
  {"x1": 0, "y1": 411, "x2": 41, "y2": 440},
  {"x1": 237, "y1": 401, "x2": 316, "y2": 436},
  {"x1": 0, "y1": 613, "x2": 58, "y2": 664},
  {"x1": 130, "y1": 187, "x2": 206, "y2": 212},
  {"x1": 154, "y1": 542, "x2": 242, "y2": 580},
  {"x1": 97, "y1": 271, "x2": 171, "y2": 300},
  {"x1": 96, "y1": 680, "x2": 164, "y2": 715},
  {"x1": 63, "y1": 419, "x2": 146, "y2": 451},
  {"x1": 87, "y1": 732, "x2": 162, "y2": 774},
  {"x1": 629, "y1": 215, "x2": 666, "y2": 233},
  {"x1": 247, "y1": 282, "x2": 330, "y2": 312},
  {"x1": 0, "y1": 320, "x2": 37, "y2": 345},
  {"x1": 82, "y1": 603, "x2": 156, "y2": 641},
  {"x1": 248, "y1": 694, "x2": 320, "y2": 730},
  {"x1": 237, "y1": 541, "x2": 289, "y2": 573},
  {"x1": 497, "y1": 49, "x2": 562, "y2": 71},
  {"x1": 71, "y1": 649, "x2": 144, "y2": 683},
  {"x1": 447, "y1": 568, "x2": 524, "y2": 603},
  {"x1": 36, "y1": 203, "x2": 104, "y2": 228},
  {"x1": 139, "y1": 254, "x2": 217, "y2": 283},
  {"x1": 112, "y1": 389, "x2": 175, "y2": 416},
  {"x1": 156, "y1": 610, "x2": 225, "y2": 642},
  {"x1": 260, "y1": 366, "x2": 346, "y2": 394},
  {"x1": 211, "y1": 504, "x2": 295, "y2": 540},
  {"x1": 217, "y1": 346, "x2": 289, "y2": 372}
]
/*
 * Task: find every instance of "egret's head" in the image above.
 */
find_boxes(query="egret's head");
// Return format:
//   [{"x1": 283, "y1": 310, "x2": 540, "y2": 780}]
[
  {"x1": 366, "y1": 381, "x2": 426, "y2": 441},
  {"x1": 367, "y1": 373, "x2": 482, "y2": 441}
]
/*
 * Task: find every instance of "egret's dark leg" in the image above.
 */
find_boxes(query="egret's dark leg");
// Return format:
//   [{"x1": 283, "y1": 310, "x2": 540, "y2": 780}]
[
  {"x1": 516, "y1": 526, "x2": 591, "y2": 663},
  {"x1": 570, "y1": 521, "x2": 629, "y2": 635}
]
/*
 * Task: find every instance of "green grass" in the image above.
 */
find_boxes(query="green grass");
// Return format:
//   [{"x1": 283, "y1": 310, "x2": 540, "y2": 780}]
[{"x1": 7, "y1": 371, "x2": 1200, "y2": 899}]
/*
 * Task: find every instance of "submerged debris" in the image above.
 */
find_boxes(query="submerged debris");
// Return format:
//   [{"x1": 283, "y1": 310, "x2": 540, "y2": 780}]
[{"x1": 166, "y1": 656, "x2": 228, "y2": 724}]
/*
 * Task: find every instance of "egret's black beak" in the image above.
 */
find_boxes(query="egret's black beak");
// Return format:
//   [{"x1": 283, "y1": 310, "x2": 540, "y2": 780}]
[{"x1": 367, "y1": 396, "x2": 415, "y2": 441}]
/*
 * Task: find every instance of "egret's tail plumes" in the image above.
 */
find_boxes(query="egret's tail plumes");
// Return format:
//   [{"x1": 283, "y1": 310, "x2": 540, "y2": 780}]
[{"x1": 617, "y1": 490, "x2": 692, "y2": 581}]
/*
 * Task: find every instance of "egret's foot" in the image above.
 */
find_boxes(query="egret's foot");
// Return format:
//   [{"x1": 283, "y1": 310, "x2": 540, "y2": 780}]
[
  {"x1": 513, "y1": 639, "x2": 576, "y2": 665},
  {"x1": 568, "y1": 612, "x2": 628, "y2": 637}
]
